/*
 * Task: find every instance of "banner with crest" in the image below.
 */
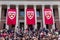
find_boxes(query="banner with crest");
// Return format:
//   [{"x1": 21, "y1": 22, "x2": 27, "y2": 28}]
[
  {"x1": 7, "y1": 9, "x2": 16, "y2": 25},
  {"x1": 44, "y1": 8, "x2": 53, "y2": 24},
  {"x1": 26, "y1": 8, "x2": 35, "y2": 25}
]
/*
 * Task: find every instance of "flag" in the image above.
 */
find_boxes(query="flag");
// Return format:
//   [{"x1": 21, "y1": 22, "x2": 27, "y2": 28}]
[
  {"x1": 44, "y1": 8, "x2": 53, "y2": 24},
  {"x1": 7, "y1": 9, "x2": 16, "y2": 25},
  {"x1": 26, "y1": 8, "x2": 35, "y2": 25}
]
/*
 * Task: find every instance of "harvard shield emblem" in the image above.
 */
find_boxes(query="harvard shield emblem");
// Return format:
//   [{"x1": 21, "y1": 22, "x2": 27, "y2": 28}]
[
  {"x1": 8, "y1": 11, "x2": 16, "y2": 19},
  {"x1": 45, "y1": 11, "x2": 52, "y2": 19},
  {"x1": 27, "y1": 11, "x2": 34, "y2": 19}
]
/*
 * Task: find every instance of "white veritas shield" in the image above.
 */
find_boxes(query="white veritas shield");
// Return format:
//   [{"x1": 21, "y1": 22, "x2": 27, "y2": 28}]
[
  {"x1": 8, "y1": 11, "x2": 16, "y2": 19},
  {"x1": 45, "y1": 11, "x2": 52, "y2": 19},
  {"x1": 27, "y1": 11, "x2": 34, "y2": 19}
]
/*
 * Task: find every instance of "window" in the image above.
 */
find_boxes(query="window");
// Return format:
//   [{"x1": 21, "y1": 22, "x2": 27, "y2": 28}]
[
  {"x1": 19, "y1": 9, "x2": 24, "y2": 17},
  {"x1": 4, "y1": 9, "x2": 7, "y2": 17},
  {"x1": 36, "y1": 11, "x2": 40, "y2": 17},
  {"x1": 53, "y1": 9, "x2": 55, "y2": 16},
  {"x1": 36, "y1": 9, "x2": 40, "y2": 17},
  {"x1": 20, "y1": 11, "x2": 24, "y2": 16}
]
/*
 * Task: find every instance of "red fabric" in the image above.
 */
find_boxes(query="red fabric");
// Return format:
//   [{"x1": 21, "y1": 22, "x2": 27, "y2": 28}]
[
  {"x1": 7, "y1": 9, "x2": 16, "y2": 25},
  {"x1": 44, "y1": 8, "x2": 53, "y2": 24},
  {"x1": 26, "y1": 8, "x2": 35, "y2": 25},
  {"x1": 2, "y1": 33, "x2": 7, "y2": 37}
]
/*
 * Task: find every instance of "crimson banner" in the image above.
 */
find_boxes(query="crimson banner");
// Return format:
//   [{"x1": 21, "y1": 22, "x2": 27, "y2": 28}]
[
  {"x1": 7, "y1": 9, "x2": 16, "y2": 25},
  {"x1": 26, "y1": 8, "x2": 35, "y2": 25},
  {"x1": 44, "y1": 8, "x2": 53, "y2": 24}
]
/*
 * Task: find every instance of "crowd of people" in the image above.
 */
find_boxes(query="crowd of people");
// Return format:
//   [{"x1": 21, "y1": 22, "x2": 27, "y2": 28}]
[{"x1": 0, "y1": 28, "x2": 60, "y2": 40}]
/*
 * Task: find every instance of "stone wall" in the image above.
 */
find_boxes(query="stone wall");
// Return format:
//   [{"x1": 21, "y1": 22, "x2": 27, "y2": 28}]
[{"x1": 0, "y1": 0, "x2": 59, "y2": 1}]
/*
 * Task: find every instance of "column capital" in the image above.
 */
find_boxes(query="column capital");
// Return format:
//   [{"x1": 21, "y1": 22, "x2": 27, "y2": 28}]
[
  {"x1": 24, "y1": 5, "x2": 27, "y2": 6},
  {"x1": 16, "y1": 5, "x2": 19, "y2": 9},
  {"x1": 50, "y1": 5, "x2": 53, "y2": 9},
  {"x1": 42, "y1": 5, "x2": 45, "y2": 6},
  {"x1": 58, "y1": 5, "x2": 60, "y2": 7},
  {"x1": 0, "y1": 5, "x2": 2, "y2": 7},
  {"x1": 7, "y1": 5, "x2": 10, "y2": 9},
  {"x1": 16, "y1": 5, "x2": 19, "y2": 7},
  {"x1": 42, "y1": 5, "x2": 45, "y2": 9},
  {"x1": 34, "y1": 5, "x2": 36, "y2": 6},
  {"x1": 24, "y1": 5, "x2": 27, "y2": 9},
  {"x1": 7, "y1": 5, "x2": 10, "y2": 6},
  {"x1": 34, "y1": 5, "x2": 36, "y2": 9}
]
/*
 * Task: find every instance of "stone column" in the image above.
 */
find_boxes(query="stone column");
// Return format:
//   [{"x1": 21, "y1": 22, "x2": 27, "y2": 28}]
[
  {"x1": 15, "y1": 5, "x2": 19, "y2": 32},
  {"x1": 0, "y1": 5, "x2": 1, "y2": 21},
  {"x1": 42, "y1": 5, "x2": 46, "y2": 29},
  {"x1": 50, "y1": 5, "x2": 55, "y2": 30},
  {"x1": 0, "y1": 5, "x2": 2, "y2": 29},
  {"x1": 6, "y1": 5, "x2": 10, "y2": 30},
  {"x1": 24, "y1": 5, "x2": 27, "y2": 30},
  {"x1": 34, "y1": 5, "x2": 37, "y2": 30},
  {"x1": 58, "y1": 5, "x2": 60, "y2": 23}
]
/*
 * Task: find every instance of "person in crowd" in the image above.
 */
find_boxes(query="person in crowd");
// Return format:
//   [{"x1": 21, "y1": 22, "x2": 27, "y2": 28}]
[{"x1": 0, "y1": 26, "x2": 60, "y2": 40}]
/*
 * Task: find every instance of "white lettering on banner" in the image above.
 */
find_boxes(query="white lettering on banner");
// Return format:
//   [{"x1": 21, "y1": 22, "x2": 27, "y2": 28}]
[
  {"x1": 27, "y1": 11, "x2": 34, "y2": 13},
  {"x1": 8, "y1": 11, "x2": 16, "y2": 13},
  {"x1": 27, "y1": 11, "x2": 34, "y2": 20}
]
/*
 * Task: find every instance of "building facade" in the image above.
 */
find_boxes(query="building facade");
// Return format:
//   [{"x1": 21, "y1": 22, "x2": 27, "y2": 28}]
[{"x1": 0, "y1": 0, "x2": 60, "y2": 31}]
